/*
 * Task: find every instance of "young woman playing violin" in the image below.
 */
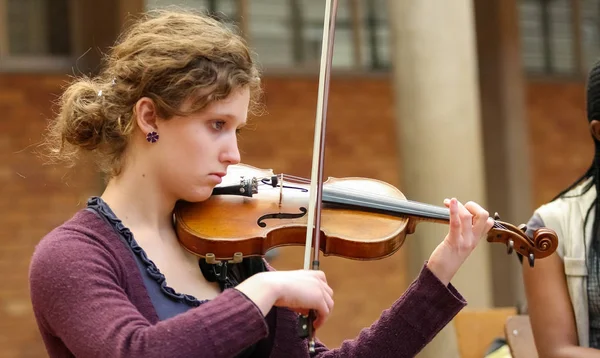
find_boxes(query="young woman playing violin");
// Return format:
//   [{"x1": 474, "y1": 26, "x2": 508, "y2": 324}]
[{"x1": 29, "y1": 9, "x2": 496, "y2": 358}]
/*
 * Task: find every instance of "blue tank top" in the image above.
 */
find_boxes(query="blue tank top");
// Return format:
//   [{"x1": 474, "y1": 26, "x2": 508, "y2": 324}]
[{"x1": 86, "y1": 196, "x2": 273, "y2": 357}]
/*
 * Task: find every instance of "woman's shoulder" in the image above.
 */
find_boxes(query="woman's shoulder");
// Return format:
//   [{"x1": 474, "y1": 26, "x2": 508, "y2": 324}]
[
  {"x1": 28, "y1": 208, "x2": 146, "y2": 339},
  {"x1": 530, "y1": 178, "x2": 595, "y2": 227},
  {"x1": 539, "y1": 178, "x2": 596, "y2": 209},
  {"x1": 34, "y1": 208, "x2": 111, "y2": 250},
  {"x1": 30, "y1": 208, "x2": 121, "y2": 282}
]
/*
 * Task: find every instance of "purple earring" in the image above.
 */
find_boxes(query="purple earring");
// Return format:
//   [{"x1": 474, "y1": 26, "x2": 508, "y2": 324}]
[{"x1": 146, "y1": 131, "x2": 159, "y2": 143}]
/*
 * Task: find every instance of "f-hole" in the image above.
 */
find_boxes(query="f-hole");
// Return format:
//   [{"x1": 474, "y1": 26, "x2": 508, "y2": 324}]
[{"x1": 257, "y1": 207, "x2": 308, "y2": 228}]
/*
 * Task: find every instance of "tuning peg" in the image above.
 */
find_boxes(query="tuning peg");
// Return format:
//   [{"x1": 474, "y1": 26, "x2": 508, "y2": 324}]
[
  {"x1": 494, "y1": 212, "x2": 501, "y2": 220},
  {"x1": 507, "y1": 239, "x2": 514, "y2": 255},
  {"x1": 518, "y1": 224, "x2": 528, "y2": 232},
  {"x1": 528, "y1": 253, "x2": 535, "y2": 268}
]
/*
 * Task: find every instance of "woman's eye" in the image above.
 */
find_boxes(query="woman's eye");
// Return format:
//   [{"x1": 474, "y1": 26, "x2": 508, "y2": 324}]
[{"x1": 212, "y1": 120, "x2": 225, "y2": 131}]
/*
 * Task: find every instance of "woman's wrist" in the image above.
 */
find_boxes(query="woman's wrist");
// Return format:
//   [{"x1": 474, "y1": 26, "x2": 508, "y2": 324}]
[
  {"x1": 426, "y1": 240, "x2": 467, "y2": 286},
  {"x1": 234, "y1": 272, "x2": 279, "y2": 316},
  {"x1": 426, "y1": 257, "x2": 456, "y2": 287}
]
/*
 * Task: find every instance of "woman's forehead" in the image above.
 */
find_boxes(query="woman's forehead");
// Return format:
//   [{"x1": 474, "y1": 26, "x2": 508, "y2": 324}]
[{"x1": 186, "y1": 88, "x2": 250, "y2": 121}]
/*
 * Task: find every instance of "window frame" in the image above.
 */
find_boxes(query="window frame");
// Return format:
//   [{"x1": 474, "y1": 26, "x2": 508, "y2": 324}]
[{"x1": 0, "y1": 0, "x2": 76, "y2": 73}]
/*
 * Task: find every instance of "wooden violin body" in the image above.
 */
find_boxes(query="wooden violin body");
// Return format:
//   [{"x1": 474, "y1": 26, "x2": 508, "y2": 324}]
[
  {"x1": 176, "y1": 164, "x2": 412, "y2": 262},
  {"x1": 174, "y1": 164, "x2": 558, "y2": 267}
]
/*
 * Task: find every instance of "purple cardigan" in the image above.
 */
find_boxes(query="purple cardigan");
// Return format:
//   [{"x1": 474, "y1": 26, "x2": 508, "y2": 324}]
[{"x1": 29, "y1": 209, "x2": 467, "y2": 358}]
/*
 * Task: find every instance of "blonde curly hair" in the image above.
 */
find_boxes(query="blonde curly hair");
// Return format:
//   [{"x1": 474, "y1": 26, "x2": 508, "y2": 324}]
[{"x1": 43, "y1": 8, "x2": 262, "y2": 177}]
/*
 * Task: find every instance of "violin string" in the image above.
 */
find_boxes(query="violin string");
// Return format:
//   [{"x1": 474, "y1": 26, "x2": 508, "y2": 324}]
[
  {"x1": 267, "y1": 173, "x2": 509, "y2": 231},
  {"x1": 253, "y1": 173, "x2": 508, "y2": 230},
  {"x1": 275, "y1": 174, "x2": 442, "y2": 214},
  {"x1": 281, "y1": 174, "x2": 510, "y2": 231},
  {"x1": 281, "y1": 174, "x2": 467, "y2": 214},
  {"x1": 323, "y1": 186, "x2": 511, "y2": 230},
  {"x1": 281, "y1": 174, "x2": 457, "y2": 214}
]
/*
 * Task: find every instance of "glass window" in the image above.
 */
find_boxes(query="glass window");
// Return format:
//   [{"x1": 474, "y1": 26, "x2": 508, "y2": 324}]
[
  {"x1": 144, "y1": 0, "x2": 391, "y2": 72},
  {"x1": 517, "y1": 0, "x2": 600, "y2": 77},
  {"x1": 0, "y1": 0, "x2": 72, "y2": 71},
  {"x1": 581, "y1": 0, "x2": 600, "y2": 70},
  {"x1": 4, "y1": 0, "x2": 70, "y2": 55}
]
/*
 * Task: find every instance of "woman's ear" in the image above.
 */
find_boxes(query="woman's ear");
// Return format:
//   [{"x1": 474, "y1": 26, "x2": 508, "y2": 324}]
[
  {"x1": 134, "y1": 97, "x2": 158, "y2": 135},
  {"x1": 591, "y1": 120, "x2": 600, "y2": 142}
]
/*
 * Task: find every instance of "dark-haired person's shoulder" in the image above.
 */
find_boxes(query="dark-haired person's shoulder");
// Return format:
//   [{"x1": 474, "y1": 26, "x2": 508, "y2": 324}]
[
  {"x1": 515, "y1": 212, "x2": 546, "y2": 264},
  {"x1": 524, "y1": 212, "x2": 545, "y2": 240}
]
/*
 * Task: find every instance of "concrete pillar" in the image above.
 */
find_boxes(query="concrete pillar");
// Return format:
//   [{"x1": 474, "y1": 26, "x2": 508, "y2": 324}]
[
  {"x1": 474, "y1": 0, "x2": 530, "y2": 309},
  {"x1": 65, "y1": 0, "x2": 145, "y2": 75},
  {"x1": 387, "y1": 1, "x2": 492, "y2": 357},
  {"x1": 0, "y1": 0, "x2": 7, "y2": 56},
  {"x1": 69, "y1": 0, "x2": 120, "y2": 74},
  {"x1": 119, "y1": 0, "x2": 145, "y2": 28}
]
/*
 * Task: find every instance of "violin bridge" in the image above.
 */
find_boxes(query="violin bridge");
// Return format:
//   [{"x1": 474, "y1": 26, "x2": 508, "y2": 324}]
[{"x1": 279, "y1": 173, "x2": 284, "y2": 207}]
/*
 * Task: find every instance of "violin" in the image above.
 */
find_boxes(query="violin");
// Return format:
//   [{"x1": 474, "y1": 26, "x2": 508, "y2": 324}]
[{"x1": 174, "y1": 163, "x2": 558, "y2": 269}]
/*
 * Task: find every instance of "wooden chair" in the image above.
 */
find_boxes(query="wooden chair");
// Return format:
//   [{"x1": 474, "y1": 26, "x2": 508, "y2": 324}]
[
  {"x1": 453, "y1": 307, "x2": 517, "y2": 358},
  {"x1": 504, "y1": 315, "x2": 538, "y2": 358}
]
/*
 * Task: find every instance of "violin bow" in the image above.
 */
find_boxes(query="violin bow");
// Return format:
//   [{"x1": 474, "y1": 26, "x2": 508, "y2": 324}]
[{"x1": 299, "y1": 0, "x2": 339, "y2": 352}]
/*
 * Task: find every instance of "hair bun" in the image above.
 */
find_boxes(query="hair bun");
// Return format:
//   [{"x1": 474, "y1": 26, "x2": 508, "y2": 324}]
[{"x1": 60, "y1": 79, "x2": 107, "y2": 151}]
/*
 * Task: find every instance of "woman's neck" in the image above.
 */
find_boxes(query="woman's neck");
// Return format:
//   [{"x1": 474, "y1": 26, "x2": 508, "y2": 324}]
[{"x1": 101, "y1": 165, "x2": 176, "y2": 236}]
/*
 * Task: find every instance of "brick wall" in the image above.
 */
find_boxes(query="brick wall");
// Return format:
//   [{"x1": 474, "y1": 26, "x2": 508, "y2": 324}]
[
  {"x1": 0, "y1": 73, "x2": 590, "y2": 355},
  {"x1": 526, "y1": 80, "x2": 594, "y2": 206},
  {"x1": 0, "y1": 74, "x2": 102, "y2": 357}
]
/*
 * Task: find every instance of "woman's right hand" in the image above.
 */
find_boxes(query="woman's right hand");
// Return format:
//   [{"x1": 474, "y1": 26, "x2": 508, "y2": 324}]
[{"x1": 235, "y1": 270, "x2": 334, "y2": 329}]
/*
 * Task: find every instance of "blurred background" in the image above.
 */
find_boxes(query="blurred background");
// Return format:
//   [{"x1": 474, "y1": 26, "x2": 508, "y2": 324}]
[{"x1": 0, "y1": 0, "x2": 595, "y2": 357}]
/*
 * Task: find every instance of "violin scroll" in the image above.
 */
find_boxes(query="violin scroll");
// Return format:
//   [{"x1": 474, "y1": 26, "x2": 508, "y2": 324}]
[
  {"x1": 531, "y1": 227, "x2": 559, "y2": 253},
  {"x1": 486, "y1": 218, "x2": 558, "y2": 267}
]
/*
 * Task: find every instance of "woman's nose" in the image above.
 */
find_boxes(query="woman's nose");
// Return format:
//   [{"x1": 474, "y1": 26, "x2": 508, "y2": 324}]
[{"x1": 221, "y1": 137, "x2": 241, "y2": 164}]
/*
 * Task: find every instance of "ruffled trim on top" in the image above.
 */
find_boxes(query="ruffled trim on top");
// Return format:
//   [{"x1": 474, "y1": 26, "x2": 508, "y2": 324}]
[{"x1": 87, "y1": 196, "x2": 207, "y2": 307}]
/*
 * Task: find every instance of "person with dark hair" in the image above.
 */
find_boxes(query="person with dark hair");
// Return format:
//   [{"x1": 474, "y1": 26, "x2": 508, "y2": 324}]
[
  {"x1": 29, "y1": 8, "x2": 495, "y2": 358},
  {"x1": 522, "y1": 61, "x2": 600, "y2": 355}
]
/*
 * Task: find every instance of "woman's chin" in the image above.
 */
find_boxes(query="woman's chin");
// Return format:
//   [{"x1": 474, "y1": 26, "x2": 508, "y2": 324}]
[{"x1": 180, "y1": 187, "x2": 214, "y2": 203}]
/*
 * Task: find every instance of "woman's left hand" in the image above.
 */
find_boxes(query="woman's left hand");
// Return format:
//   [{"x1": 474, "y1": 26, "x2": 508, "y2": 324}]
[{"x1": 426, "y1": 198, "x2": 495, "y2": 286}]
